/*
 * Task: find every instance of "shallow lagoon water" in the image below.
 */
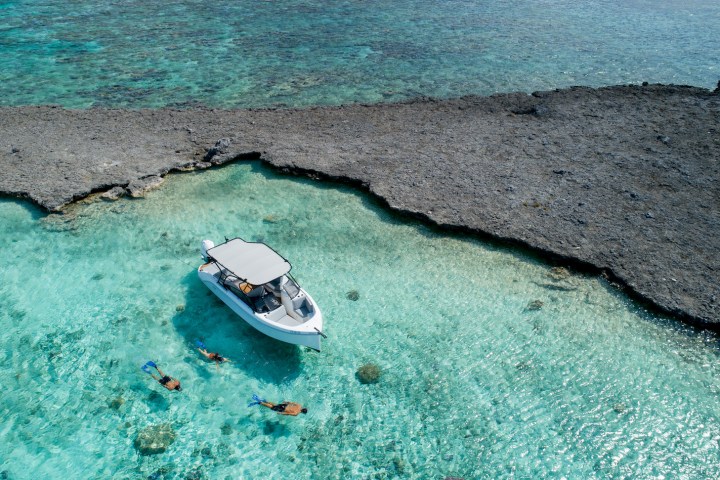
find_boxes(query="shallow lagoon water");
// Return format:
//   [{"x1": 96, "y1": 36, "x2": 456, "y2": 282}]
[
  {"x1": 2, "y1": 1, "x2": 720, "y2": 477},
  {"x1": 1, "y1": 163, "x2": 719, "y2": 478},
  {"x1": 1, "y1": 0, "x2": 719, "y2": 108}
]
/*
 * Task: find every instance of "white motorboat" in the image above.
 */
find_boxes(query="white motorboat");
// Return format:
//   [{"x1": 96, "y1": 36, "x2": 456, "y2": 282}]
[{"x1": 198, "y1": 237, "x2": 325, "y2": 351}]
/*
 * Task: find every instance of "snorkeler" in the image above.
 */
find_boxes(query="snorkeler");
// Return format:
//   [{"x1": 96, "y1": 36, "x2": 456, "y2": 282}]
[
  {"x1": 141, "y1": 361, "x2": 182, "y2": 392},
  {"x1": 195, "y1": 340, "x2": 231, "y2": 365},
  {"x1": 198, "y1": 347, "x2": 230, "y2": 364},
  {"x1": 261, "y1": 401, "x2": 307, "y2": 416},
  {"x1": 248, "y1": 394, "x2": 307, "y2": 416}
]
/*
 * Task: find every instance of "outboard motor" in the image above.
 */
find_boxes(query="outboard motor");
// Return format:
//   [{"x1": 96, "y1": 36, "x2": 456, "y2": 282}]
[{"x1": 201, "y1": 239, "x2": 215, "y2": 261}]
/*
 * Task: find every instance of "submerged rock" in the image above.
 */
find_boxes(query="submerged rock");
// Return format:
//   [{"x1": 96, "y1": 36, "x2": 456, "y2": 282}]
[
  {"x1": 147, "y1": 465, "x2": 173, "y2": 480},
  {"x1": 101, "y1": 186, "x2": 126, "y2": 201},
  {"x1": 356, "y1": 363, "x2": 381, "y2": 384},
  {"x1": 515, "y1": 360, "x2": 532, "y2": 371},
  {"x1": 538, "y1": 282, "x2": 578, "y2": 292},
  {"x1": 193, "y1": 446, "x2": 214, "y2": 459},
  {"x1": 220, "y1": 422, "x2": 233, "y2": 435},
  {"x1": 134, "y1": 423, "x2": 177, "y2": 455},
  {"x1": 108, "y1": 396, "x2": 125, "y2": 410},
  {"x1": 526, "y1": 300, "x2": 544, "y2": 311},
  {"x1": 346, "y1": 290, "x2": 360, "y2": 301},
  {"x1": 184, "y1": 468, "x2": 206, "y2": 480},
  {"x1": 392, "y1": 457, "x2": 406, "y2": 474},
  {"x1": 548, "y1": 266, "x2": 571, "y2": 281},
  {"x1": 127, "y1": 175, "x2": 164, "y2": 198}
]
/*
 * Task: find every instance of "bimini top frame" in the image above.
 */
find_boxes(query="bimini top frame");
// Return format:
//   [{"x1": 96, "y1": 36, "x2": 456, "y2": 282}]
[{"x1": 206, "y1": 237, "x2": 292, "y2": 285}]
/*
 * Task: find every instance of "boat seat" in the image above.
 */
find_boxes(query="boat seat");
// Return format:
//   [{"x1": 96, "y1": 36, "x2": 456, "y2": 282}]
[
  {"x1": 246, "y1": 286, "x2": 265, "y2": 298},
  {"x1": 292, "y1": 294, "x2": 307, "y2": 310},
  {"x1": 295, "y1": 303, "x2": 311, "y2": 318},
  {"x1": 283, "y1": 280, "x2": 300, "y2": 298},
  {"x1": 252, "y1": 294, "x2": 281, "y2": 313},
  {"x1": 224, "y1": 276, "x2": 255, "y2": 295},
  {"x1": 265, "y1": 305, "x2": 288, "y2": 322}
]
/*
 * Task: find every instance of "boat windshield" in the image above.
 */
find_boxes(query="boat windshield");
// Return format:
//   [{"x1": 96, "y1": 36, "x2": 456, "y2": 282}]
[{"x1": 281, "y1": 277, "x2": 300, "y2": 297}]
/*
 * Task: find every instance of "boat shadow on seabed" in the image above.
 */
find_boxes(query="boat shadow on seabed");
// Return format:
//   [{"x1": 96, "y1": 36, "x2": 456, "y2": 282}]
[{"x1": 171, "y1": 270, "x2": 303, "y2": 385}]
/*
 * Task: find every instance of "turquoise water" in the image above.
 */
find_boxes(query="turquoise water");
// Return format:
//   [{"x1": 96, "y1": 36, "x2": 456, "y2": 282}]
[
  {"x1": 1, "y1": 163, "x2": 719, "y2": 478},
  {"x1": 2, "y1": 1, "x2": 720, "y2": 477},
  {"x1": 0, "y1": 0, "x2": 718, "y2": 108}
]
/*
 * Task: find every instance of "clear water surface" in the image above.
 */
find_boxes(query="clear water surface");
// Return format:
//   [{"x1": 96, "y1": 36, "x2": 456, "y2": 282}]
[
  {"x1": 2, "y1": 1, "x2": 720, "y2": 478},
  {"x1": 0, "y1": 0, "x2": 718, "y2": 108},
  {"x1": 1, "y1": 164, "x2": 718, "y2": 479}
]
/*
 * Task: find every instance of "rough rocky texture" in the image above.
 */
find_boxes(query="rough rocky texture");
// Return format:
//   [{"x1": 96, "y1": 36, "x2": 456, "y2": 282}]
[
  {"x1": 134, "y1": 423, "x2": 177, "y2": 456},
  {"x1": 1, "y1": 83, "x2": 718, "y2": 326},
  {"x1": 357, "y1": 363, "x2": 382, "y2": 384}
]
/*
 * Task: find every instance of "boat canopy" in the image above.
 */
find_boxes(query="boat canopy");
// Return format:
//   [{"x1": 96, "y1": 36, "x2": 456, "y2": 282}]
[{"x1": 206, "y1": 238, "x2": 291, "y2": 285}]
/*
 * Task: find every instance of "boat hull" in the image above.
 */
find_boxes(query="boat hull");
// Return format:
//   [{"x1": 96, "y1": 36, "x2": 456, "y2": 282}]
[{"x1": 198, "y1": 267, "x2": 323, "y2": 351}]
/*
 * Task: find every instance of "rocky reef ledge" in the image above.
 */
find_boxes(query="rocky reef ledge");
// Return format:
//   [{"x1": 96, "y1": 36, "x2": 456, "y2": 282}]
[{"x1": 1, "y1": 83, "x2": 718, "y2": 326}]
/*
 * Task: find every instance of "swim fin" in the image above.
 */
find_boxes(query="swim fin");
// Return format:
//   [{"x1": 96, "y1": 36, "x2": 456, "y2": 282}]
[
  {"x1": 247, "y1": 393, "x2": 266, "y2": 407},
  {"x1": 195, "y1": 339, "x2": 206, "y2": 349},
  {"x1": 140, "y1": 360, "x2": 157, "y2": 373}
]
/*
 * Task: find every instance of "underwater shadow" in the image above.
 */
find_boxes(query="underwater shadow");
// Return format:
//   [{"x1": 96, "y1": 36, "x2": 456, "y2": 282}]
[
  {"x1": 247, "y1": 159, "x2": 543, "y2": 264},
  {"x1": 172, "y1": 270, "x2": 303, "y2": 385},
  {"x1": 0, "y1": 195, "x2": 48, "y2": 221},
  {"x1": 248, "y1": 159, "x2": 712, "y2": 331}
]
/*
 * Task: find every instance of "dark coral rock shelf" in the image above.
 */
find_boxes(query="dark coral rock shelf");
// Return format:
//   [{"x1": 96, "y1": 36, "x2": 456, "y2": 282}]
[{"x1": 1, "y1": 82, "x2": 718, "y2": 327}]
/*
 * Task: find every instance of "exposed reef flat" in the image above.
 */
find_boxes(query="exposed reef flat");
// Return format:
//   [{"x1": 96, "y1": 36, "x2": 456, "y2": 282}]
[{"x1": 1, "y1": 83, "x2": 718, "y2": 326}]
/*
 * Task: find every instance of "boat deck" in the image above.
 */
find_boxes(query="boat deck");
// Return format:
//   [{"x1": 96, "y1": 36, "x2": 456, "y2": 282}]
[{"x1": 201, "y1": 261, "x2": 313, "y2": 328}]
